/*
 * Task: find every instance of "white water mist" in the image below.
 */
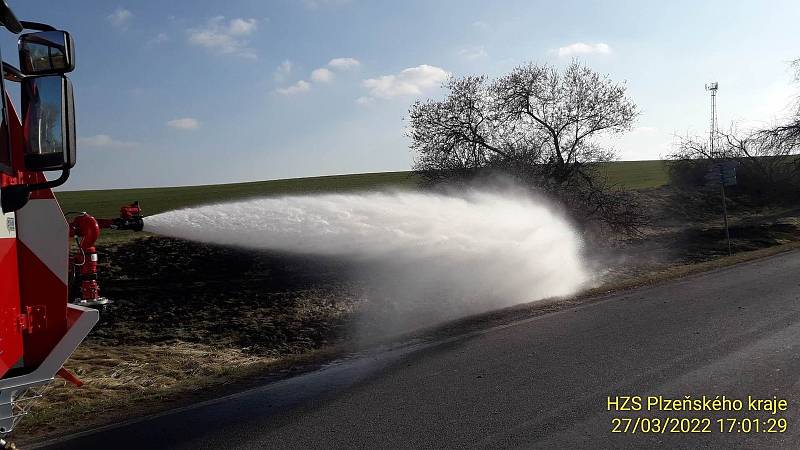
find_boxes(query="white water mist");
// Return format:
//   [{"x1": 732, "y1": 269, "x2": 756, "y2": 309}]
[{"x1": 144, "y1": 190, "x2": 591, "y2": 334}]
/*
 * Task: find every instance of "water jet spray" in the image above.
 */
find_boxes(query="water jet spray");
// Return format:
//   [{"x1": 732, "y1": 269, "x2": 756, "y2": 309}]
[{"x1": 143, "y1": 190, "x2": 592, "y2": 332}]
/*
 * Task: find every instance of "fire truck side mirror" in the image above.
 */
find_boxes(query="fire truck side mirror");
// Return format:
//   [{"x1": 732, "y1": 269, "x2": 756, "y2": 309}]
[
  {"x1": 18, "y1": 30, "x2": 74, "y2": 75},
  {"x1": 21, "y1": 74, "x2": 76, "y2": 172}
]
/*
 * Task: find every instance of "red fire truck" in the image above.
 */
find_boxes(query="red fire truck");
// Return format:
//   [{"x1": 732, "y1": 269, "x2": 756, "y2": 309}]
[{"x1": 0, "y1": 2, "x2": 131, "y2": 443}]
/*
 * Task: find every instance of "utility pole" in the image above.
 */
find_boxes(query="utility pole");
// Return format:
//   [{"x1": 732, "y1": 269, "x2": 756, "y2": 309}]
[{"x1": 705, "y1": 81, "x2": 732, "y2": 256}]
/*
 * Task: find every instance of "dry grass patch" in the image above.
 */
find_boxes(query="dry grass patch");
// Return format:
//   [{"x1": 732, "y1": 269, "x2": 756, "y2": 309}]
[{"x1": 18, "y1": 342, "x2": 269, "y2": 441}]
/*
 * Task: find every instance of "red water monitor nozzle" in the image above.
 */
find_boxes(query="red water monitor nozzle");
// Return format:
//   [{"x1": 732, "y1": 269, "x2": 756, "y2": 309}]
[
  {"x1": 111, "y1": 201, "x2": 144, "y2": 231},
  {"x1": 68, "y1": 201, "x2": 145, "y2": 306}
]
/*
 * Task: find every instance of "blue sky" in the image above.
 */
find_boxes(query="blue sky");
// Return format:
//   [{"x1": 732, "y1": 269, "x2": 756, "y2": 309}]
[{"x1": 2, "y1": 0, "x2": 799, "y2": 189}]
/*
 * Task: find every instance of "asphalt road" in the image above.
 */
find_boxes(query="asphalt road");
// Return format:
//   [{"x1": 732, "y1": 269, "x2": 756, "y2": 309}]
[{"x1": 36, "y1": 250, "x2": 800, "y2": 449}]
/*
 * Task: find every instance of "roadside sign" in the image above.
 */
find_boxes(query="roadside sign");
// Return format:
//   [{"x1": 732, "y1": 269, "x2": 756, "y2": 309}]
[
  {"x1": 704, "y1": 161, "x2": 737, "y2": 187},
  {"x1": 702, "y1": 160, "x2": 738, "y2": 256}
]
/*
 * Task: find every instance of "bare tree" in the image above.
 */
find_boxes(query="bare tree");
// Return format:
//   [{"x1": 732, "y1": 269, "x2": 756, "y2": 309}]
[
  {"x1": 408, "y1": 61, "x2": 642, "y2": 231},
  {"x1": 758, "y1": 58, "x2": 800, "y2": 150},
  {"x1": 491, "y1": 62, "x2": 637, "y2": 182},
  {"x1": 409, "y1": 76, "x2": 509, "y2": 181}
]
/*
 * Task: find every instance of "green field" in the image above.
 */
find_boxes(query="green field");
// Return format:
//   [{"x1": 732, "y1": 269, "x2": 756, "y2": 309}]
[
  {"x1": 56, "y1": 171, "x2": 418, "y2": 218},
  {"x1": 56, "y1": 160, "x2": 668, "y2": 219}
]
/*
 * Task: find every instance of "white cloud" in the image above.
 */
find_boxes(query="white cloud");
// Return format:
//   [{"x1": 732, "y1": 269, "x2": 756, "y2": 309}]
[
  {"x1": 458, "y1": 46, "x2": 488, "y2": 61},
  {"x1": 167, "y1": 117, "x2": 200, "y2": 130},
  {"x1": 311, "y1": 68, "x2": 334, "y2": 83},
  {"x1": 274, "y1": 60, "x2": 293, "y2": 81},
  {"x1": 328, "y1": 57, "x2": 361, "y2": 70},
  {"x1": 277, "y1": 80, "x2": 311, "y2": 95},
  {"x1": 228, "y1": 18, "x2": 257, "y2": 36},
  {"x1": 108, "y1": 8, "x2": 133, "y2": 28},
  {"x1": 78, "y1": 134, "x2": 138, "y2": 149},
  {"x1": 188, "y1": 16, "x2": 259, "y2": 59},
  {"x1": 277, "y1": 57, "x2": 356, "y2": 95},
  {"x1": 556, "y1": 42, "x2": 612, "y2": 57},
  {"x1": 148, "y1": 33, "x2": 169, "y2": 46},
  {"x1": 362, "y1": 64, "x2": 449, "y2": 100}
]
